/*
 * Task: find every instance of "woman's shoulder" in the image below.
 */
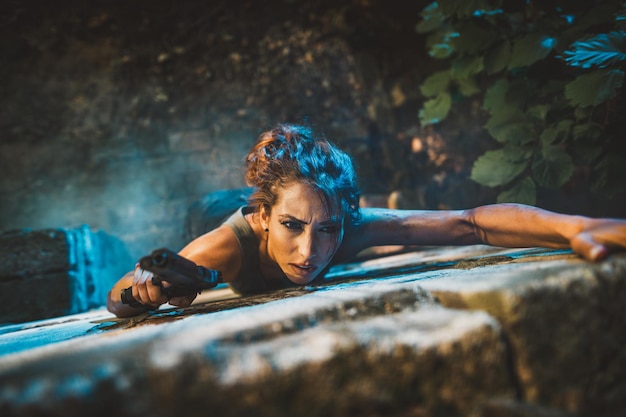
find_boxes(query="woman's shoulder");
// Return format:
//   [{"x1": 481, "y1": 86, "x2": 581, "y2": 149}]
[
  {"x1": 335, "y1": 207, "x2": 412, "y2": 260},
  {"x1": 179, "y1": 225, "x2": 245, "y2": 283}
]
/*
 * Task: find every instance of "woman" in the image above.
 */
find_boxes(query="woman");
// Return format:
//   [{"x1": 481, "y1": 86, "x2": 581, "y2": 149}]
[{"x1": 107, "y1": 124, "x2": 626, "y2": 318}]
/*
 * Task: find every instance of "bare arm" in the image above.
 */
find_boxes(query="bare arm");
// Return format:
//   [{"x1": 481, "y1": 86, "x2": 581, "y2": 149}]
[
  {"x1": 336, "y1": 207, "x2": 477, "y2": 260},
  {"x1": 107, "y1": 225, "x2": 243, "y2": 318},
  {"x1": 465, "y1": 203, "x2": 626, "y2": 260},
  {"x1": 339, "y1": 204, "x2": 626, "y2": 261}
]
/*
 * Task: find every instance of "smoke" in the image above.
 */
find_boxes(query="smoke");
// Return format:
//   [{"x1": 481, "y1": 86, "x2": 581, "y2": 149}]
[{"x1": 1, "y1": 128, "x2": 253, "y2": 261}]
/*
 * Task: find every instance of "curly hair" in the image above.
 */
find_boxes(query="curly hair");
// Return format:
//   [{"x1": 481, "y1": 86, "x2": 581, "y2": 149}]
[{"x1": 244, "y1": 124, "x2": 361, "y2": 225}]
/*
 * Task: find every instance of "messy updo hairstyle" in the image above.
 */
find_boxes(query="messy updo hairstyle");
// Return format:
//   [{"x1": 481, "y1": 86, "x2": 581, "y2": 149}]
[{"x1": 245, "y1": 124, "x2": 361, "y2": 226}]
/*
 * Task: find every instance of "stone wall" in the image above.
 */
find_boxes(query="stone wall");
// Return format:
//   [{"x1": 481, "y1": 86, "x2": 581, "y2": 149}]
[
  {"x1": 1, "y1": 0, "x2": 451, "y2": 260},
  {"x1": 0, "y1": 226, "x2": 132, "y2": 323},
  {"x1": 2, "y1": 0, "x2": 622, "y2": 262}
]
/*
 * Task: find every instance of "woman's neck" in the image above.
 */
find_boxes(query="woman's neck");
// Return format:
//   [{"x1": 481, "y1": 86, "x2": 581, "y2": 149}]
[{"x1": 245, "y1": 210, "x2": 286, "y2": 281}]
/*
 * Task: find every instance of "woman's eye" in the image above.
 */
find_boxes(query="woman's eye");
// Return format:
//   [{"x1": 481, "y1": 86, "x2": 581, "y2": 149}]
[
  {"x1": 321, "y1": 225, "x2": 339, "y2": 234},
  {"x1": 281, "y1": 221, "x2": 303, "y2": 231}
]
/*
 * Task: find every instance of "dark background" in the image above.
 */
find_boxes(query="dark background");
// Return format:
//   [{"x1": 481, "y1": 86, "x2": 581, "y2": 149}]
[{"x1": 1, "y1": 0, "x2": 623, "y2": 261}]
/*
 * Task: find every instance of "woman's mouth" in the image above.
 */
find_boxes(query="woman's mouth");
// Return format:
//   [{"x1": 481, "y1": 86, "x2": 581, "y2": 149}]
[
  {"x1": 287, "y1": 263, "x2": 318, "y2": 282},
  {"x1": 291, "y1": 263, "x2": 317, "y2": 273}
]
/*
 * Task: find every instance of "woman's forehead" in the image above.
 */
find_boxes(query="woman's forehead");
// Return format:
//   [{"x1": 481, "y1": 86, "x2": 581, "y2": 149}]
[{"x1": 273, "y1": 181, "x2": 342, "y2": 222}]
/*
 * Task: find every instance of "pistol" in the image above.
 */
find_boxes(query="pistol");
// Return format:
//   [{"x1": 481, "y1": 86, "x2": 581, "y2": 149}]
[{"x1": 120, "y1": 248, "x2": 221, "y2": 307}]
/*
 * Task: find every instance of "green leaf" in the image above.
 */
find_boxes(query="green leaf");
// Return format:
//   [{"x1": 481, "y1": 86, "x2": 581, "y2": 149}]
[
  {"x1": 451, "y1": 55, "x2": 484, "y2": 79},
  {"x1": 471, "y1": 146, "x2": 531, "y2": 187},
  {"x1": 539, "y1": 127, "x2": 558, "y2": 147},
  {"x1": 532, "y1": 145, "x2": 574, "y2": 188},
  {"x1": 456, "y1": 77, "x2": 481, "y2": 97},
  {"x1": 429, "y1": 44, "x2": 455, "y2": 59},
  {"x1": 497, "y1": 177, "x2": 536, "y2": 205},
  {"x1": 437, "y1": 0, "x2": 460, "y2": 16},
  {"x1": 419, "y1": 92, "x2": 452, "y2": 126},
  {"x1": 539, "y1": 120, "x2": 573, "y2": 146},
  {"x1": 527, "y1": 104, "x2": 551, "y2": 121},
  {"x1": 505, "y1": 78, "x2": 535, "y2": 109},
  {"x1": 484, "y1": 40, "x2": 512, "y2": 74},
  {"x1": 483, "y1": 79, "x2": 509, "y2": 114},
  {"x1": 484, "y1": 107, "x2": 535, "y2": 144},
  {"x1": 563, "y1": 31, "x2": 626, "y2": 68},
  {"x1": 426, "y1": 29, "x2": 456, "y2": 58},
  {"x1": 452, "y1": 21, "x2": 496, "y2": 53},
  {"x1": 488, "y1": 121, "x2": 536, "y2": 145},
  {"x1": 509, "y1": 33, "x2": 557, "y2": 69},
  {"x1": 565, "y1": 69, "x2": 625, "y2": 107},
  {"x1": 558, "y1": 4, "x2": 623, "y2": 50},
  {"x1": 572, "y1": 122, "x2": 603, "y2": 142},
  {"x1": 417, "y1": 2, "x2": 446, "y2": 34},
  {"x1": 439, "y1": 0, "x2": 503, "y2": 18},
  {"x1": 573, "y1": 106, "x2": 592, "y2": 120},
  {"x1": 420, "y1": 70, "x2": 451, "y2": 98}
]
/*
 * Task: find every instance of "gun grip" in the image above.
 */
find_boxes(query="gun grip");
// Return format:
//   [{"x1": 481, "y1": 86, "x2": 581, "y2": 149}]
[
  {"x1": 120, "y1": 276, "x2": 166, "y2": 307},
  {"x1": 120, "y1": 286, "x2": 143, "y2": 307}
]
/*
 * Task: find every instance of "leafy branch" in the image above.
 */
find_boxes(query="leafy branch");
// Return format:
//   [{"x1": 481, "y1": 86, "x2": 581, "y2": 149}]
[{"x1": 417, "y1": 0, "x2": 626, "y2": 204}]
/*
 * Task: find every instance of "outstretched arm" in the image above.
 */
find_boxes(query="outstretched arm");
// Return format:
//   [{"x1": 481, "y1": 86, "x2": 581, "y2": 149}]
[
  {"x1": 464, "y1": 203, "x2": 626, "y2": 260},
  {"x1": 340, "y1": 203, "x2": 626, "y2": 261},
  {"x1": 107, "y1": 225, "x2": 243, "y2": 318}
]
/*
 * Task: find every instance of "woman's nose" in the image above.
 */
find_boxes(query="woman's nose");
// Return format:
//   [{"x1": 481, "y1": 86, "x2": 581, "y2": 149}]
[{"x1": 298, "y1": 232, "x2": 317, "y2": 260}]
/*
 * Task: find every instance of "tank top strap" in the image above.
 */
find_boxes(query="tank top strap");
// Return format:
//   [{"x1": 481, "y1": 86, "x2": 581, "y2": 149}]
[{"x1": 222, "y1": 207, "x2": 267, "y2": 293}]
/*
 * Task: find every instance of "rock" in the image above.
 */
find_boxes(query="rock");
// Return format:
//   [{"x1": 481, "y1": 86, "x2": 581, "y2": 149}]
[
  {"x1": 0, "y1": 278, "x2": 514, "y2": 417},
  {"x1": 419, "y1": 253, "x2": 626, "y2": 415},
  {"x1": 476, "y1": 397, "x2": 576, "y2": 417},
  {"x1": 0, "y1": 225, "x2": 132, "y2": 324},
  {"x1": 0, "y1": 246, "x2": 624, "y2": 417}
]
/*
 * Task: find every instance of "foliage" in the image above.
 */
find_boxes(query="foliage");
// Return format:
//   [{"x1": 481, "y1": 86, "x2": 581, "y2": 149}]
[{"x1": 417, "y1": 0, "x2": 626, "y2": 205}]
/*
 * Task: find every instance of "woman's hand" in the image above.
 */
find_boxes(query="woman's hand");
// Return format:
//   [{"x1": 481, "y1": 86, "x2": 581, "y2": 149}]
[
  {"x1": 131, "y1": 265, "x2": 167, "y2": 307},
  {"x1": 570, "y1": 219, "x2": 626, "y2": 261},
  {"x1": 131, "y1": 265, "x2": 198, "y2": 308}
]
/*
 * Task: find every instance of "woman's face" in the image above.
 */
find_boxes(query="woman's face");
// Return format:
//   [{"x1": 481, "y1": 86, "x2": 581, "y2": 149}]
[{"x1": 261, "y1": 181, "x2": 344, "y2": 285}]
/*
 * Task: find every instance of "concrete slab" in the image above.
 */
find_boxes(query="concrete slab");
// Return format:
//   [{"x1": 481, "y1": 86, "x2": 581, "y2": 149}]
[
  {"x1": 0, "y1": 283, "x2": 512, "y2": 417},
  {"x1": 0, "y1": 245, "x2": 623, "y2": 416},
  {"x1": 419, "y1": 253, "x2": 626, "y2": 415}
]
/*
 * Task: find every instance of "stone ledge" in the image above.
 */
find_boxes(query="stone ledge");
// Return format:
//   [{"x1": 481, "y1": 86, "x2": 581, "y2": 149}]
[
  {"x1": 0, "y1": 305, "x2": 513, "y2": 417},
  {"x1": 0, "y1": 246, "x2": 624, "y2": 417},
  {"x1": 418, "y1": 253, "x2": 626, "y2": 415},
  {"x1": 0, "y1": 272, "x2": 512, "y2": 417}
]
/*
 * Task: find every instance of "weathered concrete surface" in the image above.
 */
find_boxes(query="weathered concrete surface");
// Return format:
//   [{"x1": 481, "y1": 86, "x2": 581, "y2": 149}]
[
  {"x1": 0, "y1": 226, "x2": 132, "y2": 323},
  {"x1": 0, "y1": 283, "x2": 513, "y2": 417},
  {"x1": 0, "y1": 246, "x2": 624, "y2": 417},
  {"x1": 418, "y1": 253, "x2": 626, "y2": 415}
]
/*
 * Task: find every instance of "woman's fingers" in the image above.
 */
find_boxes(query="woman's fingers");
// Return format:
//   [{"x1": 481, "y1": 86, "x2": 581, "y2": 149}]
[
  {"x1": 571, "y1": 232, "x2": 608, "y2": 261},
  {"x1": 130, "y1": 265, "x2": 201, "y2": 307},
  {"x1": 570, "y1": 219, "x2": 626, "y2": 261},
  {"x1": 132, "y1": 267, "x2": 167, "y2": 306},
  {"x1": 146, "y1": 279, "x2": 168, "y2": 305}
]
